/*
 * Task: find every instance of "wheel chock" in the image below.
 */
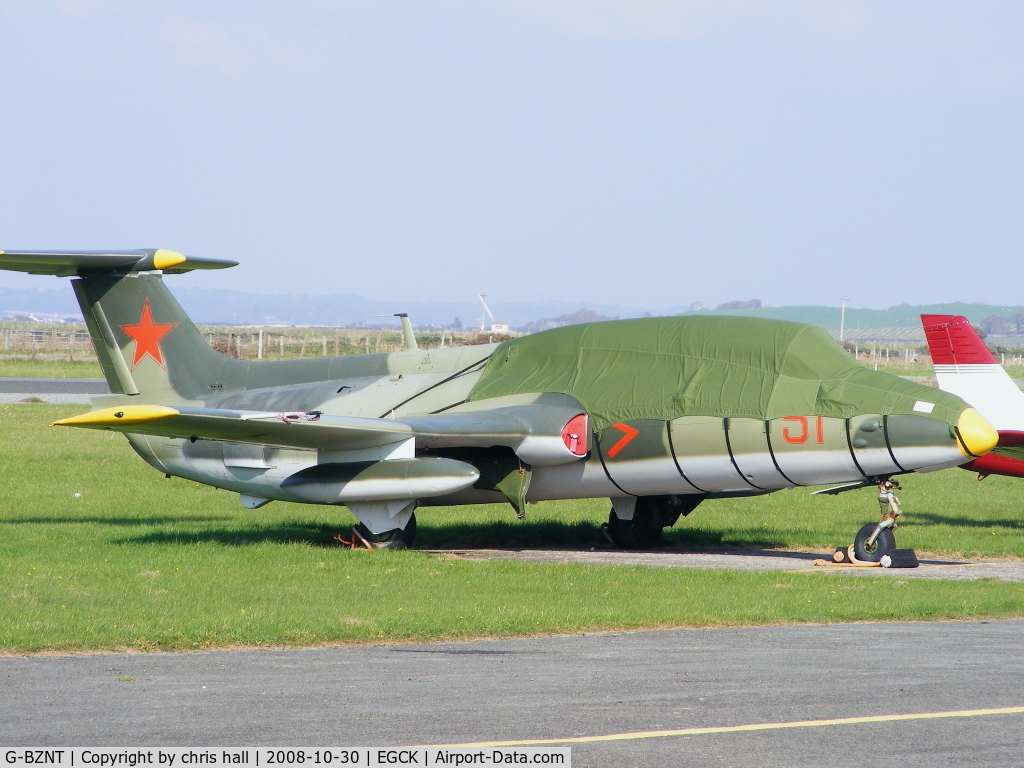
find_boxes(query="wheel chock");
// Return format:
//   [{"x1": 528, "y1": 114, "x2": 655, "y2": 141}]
[
  {"x1": 333, "y1": 528, "x2": 375, "y2": 550},
  {"x1": 887, "y1": 549, "x2": 920, "y2": 568},
  {"x1": 814, "y1": 546, "x2": 919, "y2": 568},
  {"x1": 813, "y1": 545, "x2": 883, "y2": 567}
]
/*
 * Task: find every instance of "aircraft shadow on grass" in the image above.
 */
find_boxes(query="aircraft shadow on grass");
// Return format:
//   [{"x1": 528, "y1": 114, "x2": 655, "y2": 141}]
[
  {"x1": 1, "y1": 516, "x2": 231, "y2": 526},
  {"x1": 113, "y1": 518, "x2": 793, "y2": 552},
  {"x1": 907, "y1": 512, "x2": 1024, "y2": 530},
  {"x1": 117, "y1": 521, "x2": 351, "y2": 548}
]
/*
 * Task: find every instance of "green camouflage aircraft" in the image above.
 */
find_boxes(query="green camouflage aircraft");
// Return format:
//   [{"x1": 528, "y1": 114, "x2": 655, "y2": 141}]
[{"x1": 0, "y1": 249, "x2": 999, "y2": 554}]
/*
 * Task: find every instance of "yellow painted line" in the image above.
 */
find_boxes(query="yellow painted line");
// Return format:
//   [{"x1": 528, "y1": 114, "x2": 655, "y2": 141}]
[{"x1": 417, "y1": 705, "x2": 1024, "y2": 748}]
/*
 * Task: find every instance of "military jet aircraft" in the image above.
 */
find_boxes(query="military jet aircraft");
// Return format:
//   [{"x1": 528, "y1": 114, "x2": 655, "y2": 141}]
[{"x1": 0, "y1": 250, "x2": 999, "y2": 555}]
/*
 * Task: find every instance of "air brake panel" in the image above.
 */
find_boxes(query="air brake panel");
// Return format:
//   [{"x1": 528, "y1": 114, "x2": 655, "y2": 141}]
[
  {"x1": 769, "y1": 416, "x2": 861, "y2": 486},
  {"x1": 596, "y1": 419, "x2": 700, "y2": 496}
]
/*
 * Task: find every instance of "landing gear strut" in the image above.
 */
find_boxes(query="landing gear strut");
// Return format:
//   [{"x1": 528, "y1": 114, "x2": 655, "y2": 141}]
[
  {"x1": 607, "y1": 498, "x2": 663, "y2": 549},
  {"x1": 606, "y1": 495, "x2": 703, "y2": 549},
  {"x1": 844, "y1": 478, "x2": 902, "y2": 564}
]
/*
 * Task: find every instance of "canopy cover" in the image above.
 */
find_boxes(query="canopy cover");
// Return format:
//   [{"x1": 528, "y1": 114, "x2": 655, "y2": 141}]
[{"x1": 468, "y1": 316, "x2": 965, "y2": 431}]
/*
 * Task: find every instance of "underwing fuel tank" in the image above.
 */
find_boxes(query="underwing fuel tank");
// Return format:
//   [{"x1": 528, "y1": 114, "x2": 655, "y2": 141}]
[{"x1": 280, "y1": 457, "x2": 479, "y2": 504}]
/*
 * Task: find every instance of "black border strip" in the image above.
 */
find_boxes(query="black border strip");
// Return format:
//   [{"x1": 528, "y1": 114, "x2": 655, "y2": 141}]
[
  {"x1": 882, "y1": 414, "x2": 907, "y2": 472},
  {"x1": 594, "y1": 430, "x2": 635, "y2": 497},
  {"x1": 378, "y1": 356, "x2": 491, "y2": 419},
  {"x1": 764, "y1": 419, "x2": 801, "y2": 487},
  {"x1": 429, "y1": 400, "x2": 468, "y2": 415},
  {"x1": 845, "y1": 417, "x2": 870, "y2": 479},
  {"x1": 666, "y1": 420, "x2": 709, "y2": 493},
  {"x1": 724, "y1": 418, "x2": 765, "y2": 490}
]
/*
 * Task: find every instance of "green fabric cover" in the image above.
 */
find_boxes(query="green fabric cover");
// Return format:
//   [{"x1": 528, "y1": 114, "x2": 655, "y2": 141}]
[{"x1": 468, "y1": 317, "x2": 966, "y2": 431}]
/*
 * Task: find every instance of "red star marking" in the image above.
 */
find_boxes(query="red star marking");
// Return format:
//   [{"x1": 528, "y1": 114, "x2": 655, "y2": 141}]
[
  {"x1": 119, "y1": 299, "x2": 179, "y2": 370},
  {"x1": 606, "y1": 423, "x2": 640, "y2": 458}
]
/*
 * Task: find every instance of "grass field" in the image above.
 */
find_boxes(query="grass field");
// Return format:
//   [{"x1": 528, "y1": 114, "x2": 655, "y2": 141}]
[
  {"x1": 0, "y1": 359, "x2": 103, "y2": 378},
  {"x1": 2, "y1": 404, "x2": 1024, "y2": 654},
  {"x1": 0, "y1": 357, "x2": 950, "y2": 381}
]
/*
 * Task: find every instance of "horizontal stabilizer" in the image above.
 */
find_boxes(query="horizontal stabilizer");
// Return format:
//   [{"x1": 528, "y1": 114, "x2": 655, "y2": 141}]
[
  {"x1": 0, "y1": 249, "x2": 237, "y2": 277},
  {"x1": 53, "y1": 405, "x2": 415, "y2": 452}
]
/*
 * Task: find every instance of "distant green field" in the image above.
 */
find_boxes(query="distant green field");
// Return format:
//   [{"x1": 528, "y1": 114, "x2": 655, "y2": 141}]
[
  {"x1": 687, "y1": 302, "x2": 1024, "y2": 332},
  {"x1": 2, "y1": 404, "x2": 1024, "y2": 654}
]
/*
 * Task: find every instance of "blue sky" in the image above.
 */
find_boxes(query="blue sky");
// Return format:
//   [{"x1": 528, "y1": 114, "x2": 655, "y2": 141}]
[{"x1": 0, "y1": 1, "x2": 1021, "y2": 310}]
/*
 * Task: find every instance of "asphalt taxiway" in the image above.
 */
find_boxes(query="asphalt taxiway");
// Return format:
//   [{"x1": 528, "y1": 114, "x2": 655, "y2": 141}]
[
  {"x1": 0, "y1": 377, "x2": 107, "y2": 404},
  {"x1": 3, "y1": 621, "x2": 1023, "y2": 766}
]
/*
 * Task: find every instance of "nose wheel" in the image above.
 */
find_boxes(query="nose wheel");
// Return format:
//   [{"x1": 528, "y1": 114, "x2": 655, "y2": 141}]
[{"x1": 853, "y1": 521, "x2": 896, "y2": 563}]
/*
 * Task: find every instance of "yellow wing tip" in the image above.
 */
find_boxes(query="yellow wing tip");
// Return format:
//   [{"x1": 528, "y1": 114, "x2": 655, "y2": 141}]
[
  {"x1": 153, "y1": 249, "x2": 187, "y2": 270},
  {"x1": 52, "y1": 405, "x2": 180, "y2": 428}
]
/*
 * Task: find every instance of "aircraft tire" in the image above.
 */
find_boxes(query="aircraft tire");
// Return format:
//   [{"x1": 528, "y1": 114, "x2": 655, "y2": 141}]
[
  {"x1": 853, "y1": 523, "x2": 895, "y2": 563},
  {"x1": 354, "y1": 512, "x2": 417, "y2": 550},
  {"x1": 607, "y1": 500, "x2": 663, "y2": 549}
]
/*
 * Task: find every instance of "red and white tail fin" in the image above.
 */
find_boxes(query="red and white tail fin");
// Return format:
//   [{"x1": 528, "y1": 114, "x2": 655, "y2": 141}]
[{"x1": 921, "y1": 314, "x2": 1024, "y2": 432}]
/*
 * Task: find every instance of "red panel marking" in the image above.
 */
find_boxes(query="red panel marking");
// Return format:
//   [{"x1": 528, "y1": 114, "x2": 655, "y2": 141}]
[
  {"x1": 997, "y1": 431, "x2": 1024, "y2": 447},
  {"x1": 921, "y1": 314, "x2": 997, "y2": 365},
  {"x1": 963, "y1": 452, "x2": 1024, "y2": 479},
  {"x1": 605, "y1": 423, "x2": 640, "y2": 458},
  {"x1": 561, "y1": 414, "x2": 589, "y2": 456},
  {"x1": 118, "y1": 299, "x2": 179, "y2": 370},
  {"x1": 781, "y1": 416, "x2": 808, "y2": 444},
  {"x1": 815, "y1": 416, "x2": 825, "y2": 444}
]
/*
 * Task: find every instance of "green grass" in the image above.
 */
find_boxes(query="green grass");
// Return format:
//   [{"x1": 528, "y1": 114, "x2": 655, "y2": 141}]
[
  {"x1": 2, "y1": 404, "x2": 1024, "y2": 654},
  {"x1": 0, "y1": 359, "x2": 103, "y2": 378}
]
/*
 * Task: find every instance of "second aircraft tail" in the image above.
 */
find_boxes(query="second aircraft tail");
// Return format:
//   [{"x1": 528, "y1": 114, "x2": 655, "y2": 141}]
[{"x1": 921, "y1": 314, "x2": 1024, "y2": 432}]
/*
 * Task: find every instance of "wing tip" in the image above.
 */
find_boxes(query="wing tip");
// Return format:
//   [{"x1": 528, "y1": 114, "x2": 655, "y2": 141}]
[{"x1": 52, "y1": 405, "x2": 180, "y2": 428}]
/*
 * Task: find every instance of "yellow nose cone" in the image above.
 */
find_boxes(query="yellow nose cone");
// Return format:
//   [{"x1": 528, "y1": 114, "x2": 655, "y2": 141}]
[{"x1": 956, "y1": 407, "x2": 999, "y2": 458}]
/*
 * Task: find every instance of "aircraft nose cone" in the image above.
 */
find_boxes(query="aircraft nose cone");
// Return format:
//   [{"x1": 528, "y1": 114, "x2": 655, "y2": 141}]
[{"x1": 956, "y1": 407, "x2": 998, "y2": 458}]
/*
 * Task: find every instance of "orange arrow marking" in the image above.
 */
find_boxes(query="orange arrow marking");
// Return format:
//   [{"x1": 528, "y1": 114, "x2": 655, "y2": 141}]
[{"x1": 606, "y1": 423, "x2": 640, "y2": 458}]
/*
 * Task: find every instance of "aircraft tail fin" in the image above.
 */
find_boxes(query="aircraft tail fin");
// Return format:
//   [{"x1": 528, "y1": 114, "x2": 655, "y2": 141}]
[
  {"x1": 921, "y1": 314, "x2": 1024, "y2": 432},
  {"x1": 1, "y1": 249, "x2": 243, "y2": 400}
]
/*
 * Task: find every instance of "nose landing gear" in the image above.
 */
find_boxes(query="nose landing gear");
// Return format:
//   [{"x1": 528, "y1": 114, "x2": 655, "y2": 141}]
[
  {"x1": 828, "y1": 477, "x2": 918, "y2": 567},
  {"x1": 852, "y1": 520, "x2": 896, "y2": 563}
]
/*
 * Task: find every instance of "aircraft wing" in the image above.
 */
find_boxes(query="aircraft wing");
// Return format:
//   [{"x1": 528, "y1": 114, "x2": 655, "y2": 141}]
[
  {"x1": 52, "y1": 403, "x2": 585, "y2": 464},
  {"x1": 0, "y1": 249, "x2": 236, "y2": 276}
]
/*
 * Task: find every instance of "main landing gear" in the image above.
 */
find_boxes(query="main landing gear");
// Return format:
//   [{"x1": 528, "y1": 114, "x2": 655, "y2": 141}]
[
  {"x1": 606, "y1": 495, "x2": 703, "y2": 549},
  {"x1": 352, "y1": 512, "x2": 417, "y2": 550}
]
